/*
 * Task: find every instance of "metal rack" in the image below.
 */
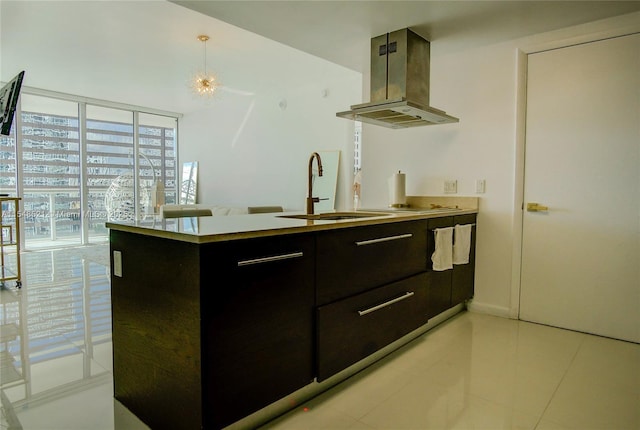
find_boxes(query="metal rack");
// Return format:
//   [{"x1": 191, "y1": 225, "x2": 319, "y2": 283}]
[{"x1": 0, "y1": 197, "x2": 22, "y2": 289}]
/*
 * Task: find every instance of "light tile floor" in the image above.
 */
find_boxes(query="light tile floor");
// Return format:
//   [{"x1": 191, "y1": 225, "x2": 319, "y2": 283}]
[
  {"x1": 262, "y1": 310, "x2": 639, "y2": 430},
  {"x1": 1, "y1": 244, "x2": 638, "y2": 430}
]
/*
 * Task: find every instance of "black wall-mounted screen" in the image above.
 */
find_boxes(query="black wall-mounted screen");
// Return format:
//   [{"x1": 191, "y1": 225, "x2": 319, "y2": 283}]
[{"x1": 0, "y1": 71, "x2": 25, "y2": 136}]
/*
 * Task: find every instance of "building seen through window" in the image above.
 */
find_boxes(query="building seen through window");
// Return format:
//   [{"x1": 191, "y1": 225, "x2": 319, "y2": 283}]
[{"x1": 0, "y1": 92, "x2": 179, "y2": 249}]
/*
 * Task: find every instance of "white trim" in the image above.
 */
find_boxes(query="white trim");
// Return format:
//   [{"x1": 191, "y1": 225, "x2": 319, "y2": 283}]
[
  {"x1": 79, "y1": 103, "x2": 89, "y2": 245},
  {"x1": 511, "y1": 11, "x2": 640, "y2": 320},
  {"x1": 467, "y1": 301, "x2": 512, "y2": 319},
  {"x1": 15, "y1": 96, "x2": 25, "y2": 248},
  {"x1": 510, "y1": 48, "x2": 527, "y2": 320},
  {"x1": 133, "y1": 111, "x2": 140, "y2": 221},
  {"x1": 519, "y1": 11, "x2": 640, "y2": 55}
]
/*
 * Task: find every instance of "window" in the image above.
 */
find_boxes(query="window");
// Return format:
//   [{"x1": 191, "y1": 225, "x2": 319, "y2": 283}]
[{"x1": 0, "y1": 90, "x2": 180, "y2": 249}]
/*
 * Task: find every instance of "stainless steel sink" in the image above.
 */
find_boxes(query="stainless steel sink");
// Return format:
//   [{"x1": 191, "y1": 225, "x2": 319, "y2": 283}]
[
  {"x1": 361, "y1": 207, "x2": 463, "y2": 214},
  {"x1": 278, "y1": 211, "x2": 393, "y2": 221}
]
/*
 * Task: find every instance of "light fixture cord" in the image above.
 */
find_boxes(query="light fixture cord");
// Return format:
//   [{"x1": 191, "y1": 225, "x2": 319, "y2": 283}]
[{"x1": 203, "y1": 39, "x2": 208, "y2": 75}]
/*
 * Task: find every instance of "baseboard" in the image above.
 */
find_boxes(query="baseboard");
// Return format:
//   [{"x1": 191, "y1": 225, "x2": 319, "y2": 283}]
[{"x1": 466, "y1": 301, "x2": 513, "y2": 319}]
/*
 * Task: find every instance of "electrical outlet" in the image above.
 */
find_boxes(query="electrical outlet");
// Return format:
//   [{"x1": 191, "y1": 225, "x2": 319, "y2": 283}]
[
  {"x1": 476, "y1": 179, "x2": 486, "y2": 194},
  {"x1": 113, "y1": 251, "x2": 122, "y2": 277},
  {"x1": 444, "y1": 180, "x2": 457, "y2": 194}
]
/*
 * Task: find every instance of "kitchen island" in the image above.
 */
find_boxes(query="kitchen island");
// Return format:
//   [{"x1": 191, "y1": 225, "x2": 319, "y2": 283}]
[{"x1": 107, "y1": 203, "x2": 477, "y2": 430}]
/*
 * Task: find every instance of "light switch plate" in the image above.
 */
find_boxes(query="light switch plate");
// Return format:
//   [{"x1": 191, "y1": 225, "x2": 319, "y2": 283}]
[{"x1": 476, "y1": 179, "x2": 486, "y2": 194}]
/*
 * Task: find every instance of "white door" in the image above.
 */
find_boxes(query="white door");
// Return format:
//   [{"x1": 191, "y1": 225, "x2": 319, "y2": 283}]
[{"x1": 520, "y1": 34, "x2": 640, "y2": 343}]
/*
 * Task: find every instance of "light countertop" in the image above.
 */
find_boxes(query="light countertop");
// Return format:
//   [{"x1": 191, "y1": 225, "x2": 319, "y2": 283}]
[{"x1": 106, "y1": 207, "x2": 478, "y2": 244}]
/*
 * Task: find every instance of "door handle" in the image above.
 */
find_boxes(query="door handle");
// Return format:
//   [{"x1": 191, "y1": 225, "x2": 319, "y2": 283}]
[{"x1": 526, "y1": 203, "x2": 549, "y2": 212}]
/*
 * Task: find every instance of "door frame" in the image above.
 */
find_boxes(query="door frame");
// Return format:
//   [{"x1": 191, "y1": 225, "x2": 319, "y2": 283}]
[{"x1": 510, "y1": 14, "x2": 640, "y2": 319}]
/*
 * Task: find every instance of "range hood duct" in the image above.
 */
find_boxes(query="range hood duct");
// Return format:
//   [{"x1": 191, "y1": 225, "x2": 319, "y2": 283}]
[{"x1": 337, "y1": 28, "x2": 459, "y2": 129}]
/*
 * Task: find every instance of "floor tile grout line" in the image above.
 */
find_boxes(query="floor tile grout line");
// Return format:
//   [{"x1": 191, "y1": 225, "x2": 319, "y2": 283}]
[{"x1": 532, "y1": 332, "x2": 586, "y2": 430}]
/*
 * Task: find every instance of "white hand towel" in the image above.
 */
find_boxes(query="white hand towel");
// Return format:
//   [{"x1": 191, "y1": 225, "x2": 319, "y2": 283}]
[
  {"x1": 453, "y1": 224, "x2": 472, "y2": 265},
  {"x1": 431, "y1": 227, "x2": 453, "y2": 271}
]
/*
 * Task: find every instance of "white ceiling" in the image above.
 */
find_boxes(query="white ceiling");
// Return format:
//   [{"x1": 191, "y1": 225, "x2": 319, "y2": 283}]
[
  {"x1": 172, "y1": 0, "x2": 640, "y2": 73},
  {"x1": 1, "y1": 1, "x2": 362, "y2": 114},
  {"x1": 4, "y1": 1, "x2": 639, "y2": 116}
]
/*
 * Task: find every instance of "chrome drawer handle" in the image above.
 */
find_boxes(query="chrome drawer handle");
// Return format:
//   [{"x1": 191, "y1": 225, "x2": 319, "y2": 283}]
[
  {"x1": 237, "y1": 251, "x2": 303, "y2": 267},
  {"x1": 355, "y1": 233, "x2": 413, "y2": 246},
  {"x1": 357, "y1": 291, "x2": 415, "y2": 316}
]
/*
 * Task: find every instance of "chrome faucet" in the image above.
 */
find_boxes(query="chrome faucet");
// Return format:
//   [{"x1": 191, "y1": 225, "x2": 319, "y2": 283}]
[{"x1": 306, "y1": 152, "x2": 323, "y2": 215}]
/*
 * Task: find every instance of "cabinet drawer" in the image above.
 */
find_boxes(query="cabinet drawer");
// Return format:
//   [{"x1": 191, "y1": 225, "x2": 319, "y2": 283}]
[
  {"x1": 317, "y1": 220, "x2": 427, "y2": 305},
  {"x1": 316, "y1": 272, "x2": 428, "y2": 381},
  {"x1": 200, "y1": 234, "x2": 316, "y2": 429},
  {"x1": 202, "y1": 234, "x2": 314, "y2": 274}
]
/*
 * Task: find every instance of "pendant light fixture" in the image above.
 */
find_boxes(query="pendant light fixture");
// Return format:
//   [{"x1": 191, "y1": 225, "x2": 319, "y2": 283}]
[{"x1": 190, "y1": 35, "x2": 218, "y2": 98}]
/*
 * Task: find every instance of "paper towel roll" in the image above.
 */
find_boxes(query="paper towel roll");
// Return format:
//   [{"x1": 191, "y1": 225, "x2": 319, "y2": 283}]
[{"x1": 388, "y1": 171, "x2": 407, "y2": 207}]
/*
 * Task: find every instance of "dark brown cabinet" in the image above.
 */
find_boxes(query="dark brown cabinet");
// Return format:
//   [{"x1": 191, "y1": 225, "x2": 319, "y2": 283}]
[
  {"x1": 316, "y1": 220, "x2": 428, "y2": 305},
  {"x1": 110, "y1": 230, "x2": 315, "y2": 430},
  {"x1": 110, "y1": 213, "x2": 476, "y2": 429},
  {"x1": 110, "y1": 232, "x2": 203, "y2": 430},
  {"x1": 426, "y1": 214, "x2": 477, "y2": 319},
  {"x1": 201, "y1": 234, "x2": 316, "y2": 429},
  {"x1": 315, "y1": 220, "x2": 429, "y2": 380},
  {"x1": 317, "y1": 272, "x2": 428, "y2": 381}
]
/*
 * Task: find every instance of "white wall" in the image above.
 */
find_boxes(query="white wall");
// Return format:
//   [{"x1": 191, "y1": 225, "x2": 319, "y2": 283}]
[
  {"x1": 360, "y1": 11, "x2": 640, "y2": 317},
  {"x1": 180, "y1": 66, "x2": 361, "y2": 210},
  {"x1": 0, "y1": 1, "x2": 362, "y2": 211}
]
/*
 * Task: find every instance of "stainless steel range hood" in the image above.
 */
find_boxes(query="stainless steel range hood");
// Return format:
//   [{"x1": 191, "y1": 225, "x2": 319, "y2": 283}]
[{"x1": 337, "y1": 28, "x2": 459, "y2": 129}]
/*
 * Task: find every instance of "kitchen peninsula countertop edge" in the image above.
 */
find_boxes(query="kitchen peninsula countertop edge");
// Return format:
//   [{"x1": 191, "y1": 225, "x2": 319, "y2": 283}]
[{"x1": 106, "y1": 209, "x2": 478, "y2": 244}]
